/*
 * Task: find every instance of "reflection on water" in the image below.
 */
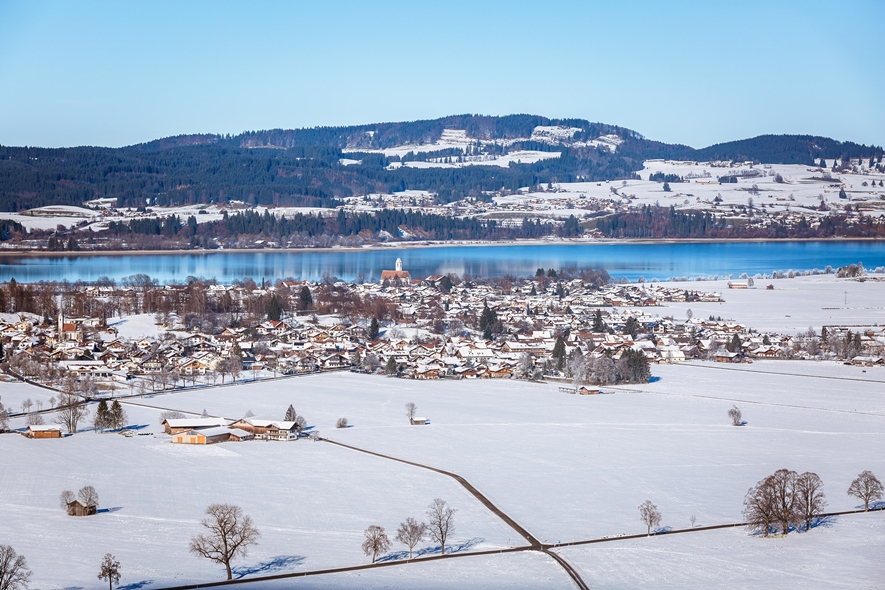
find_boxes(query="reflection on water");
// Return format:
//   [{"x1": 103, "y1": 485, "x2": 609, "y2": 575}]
[{"x1": 0, "y1": 241, "x2": 883, "y2": 284}]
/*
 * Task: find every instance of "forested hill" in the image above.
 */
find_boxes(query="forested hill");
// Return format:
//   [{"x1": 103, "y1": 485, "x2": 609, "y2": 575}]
[{"x1": 0, "y1": 114, "x2": 881, "y2": 212}]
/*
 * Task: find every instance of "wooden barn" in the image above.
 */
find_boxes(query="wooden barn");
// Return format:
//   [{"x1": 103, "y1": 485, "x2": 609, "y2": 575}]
[
  {"x1": 66, "y1": 499, "x2": 97, "y2": 516},
  {"x1": 26, "y1": 425, "x2": 63, "y2": 439}
]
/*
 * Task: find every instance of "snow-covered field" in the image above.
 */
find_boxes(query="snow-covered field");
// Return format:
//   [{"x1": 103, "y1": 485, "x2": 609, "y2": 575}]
[
  {"x1": 643, "y1": 274, "x2": 885, "y2": 334},
  {"x1": 4, "y1": 359, "x2": 882, "y2": 587},
  {"x1": 557, "y1": 512, "x2": 885, "y2": 589}
]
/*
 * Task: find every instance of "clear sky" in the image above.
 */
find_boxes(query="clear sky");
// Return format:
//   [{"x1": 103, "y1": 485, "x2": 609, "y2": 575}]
[{"x1": 1, "y1": 0, "x2": 882, "y2": 149}]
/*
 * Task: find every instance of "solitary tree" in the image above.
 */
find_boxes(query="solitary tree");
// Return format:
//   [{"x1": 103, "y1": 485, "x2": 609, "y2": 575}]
[
  {"x1": 405, "y1": 403, "x2": 417, "y2": 423},
  {"x1": 190, "y1": 504, "x2": 261, "y2": 580},
  {"x1": 55, "y1": 392, "x2": 88, "y2": 434},
  {"x1": 284, "y1": 404, "x2": 296, "y2": 422},
  {"x1": 361, "y1": 525, "x2": 391, "y2": 563},
  {"x1": 795, "y1": 472, "x2": 827, "y2": 531},
  {"x1": 847, "y1": 470, "x2": 883, "y2": 511},
  {"x1": 426, "y1": 498, "x2": 456, "y2": 554},
  {"x1": 769, "y1": 469, "x2": 800, "y2": 535},
  {"x1": 97, "y1": 553, "x2": 121, "y2": 590},
  {"x1": 336, "y1": 418, "x2": 348, "y2": 428},
  {"x1": 728, "y1": 405, "x2": 743, "y2": 426},
  {"x1": 395, "y1": 517, "x2": 427, "y2": 560},
  {"x1": 0, "y1": 544, "x2": 32, "y2": 590},
  {"x1": 638, "y1": 500, "x2": 661, "y2": 536}
]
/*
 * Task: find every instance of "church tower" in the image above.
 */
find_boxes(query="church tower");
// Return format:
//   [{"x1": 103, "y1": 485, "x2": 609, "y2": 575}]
[{"x1": 395, "y1": 258, "x2": 403, "y2": 272}]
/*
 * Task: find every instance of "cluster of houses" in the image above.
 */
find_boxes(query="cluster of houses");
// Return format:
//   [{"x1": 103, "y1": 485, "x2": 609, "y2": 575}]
[{"x1": 2, "y1": 265, "x2": 884, "y2": 399}]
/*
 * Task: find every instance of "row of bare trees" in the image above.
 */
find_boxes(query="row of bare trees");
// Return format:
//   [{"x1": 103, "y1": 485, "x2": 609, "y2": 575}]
[{"x1": 362, "y1": 498, "x2": 457, "y2": 563}]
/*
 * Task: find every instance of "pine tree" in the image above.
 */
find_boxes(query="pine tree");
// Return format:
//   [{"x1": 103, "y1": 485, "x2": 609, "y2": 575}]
[
  {"x1": 592, "y1": 309, "x2": 605, "y2": 332},
  {"x1": 95, "y1": 399, "x2": 110, "y2": 432},
  {"x1": 552, "y1": 336, "x2": 566, "y2": 370},
  {"x1": 385, "y1": 357, "x2": 397, "y2": 375},
  {"x1": 110, "y1": 400, "x2": 126, "y2": 431},
  {"x1": 369, "y1": 317, "x2": 380, "y2": 340},
  {"x1": 299, "y1": 286, "x2": 313, "y2": 310},
  {"x1": 284, "y1": 405, "x2": 296, "y2": 422},
  {"x1": 266, "y1": 295, "x2": 281, "y2": 321}
]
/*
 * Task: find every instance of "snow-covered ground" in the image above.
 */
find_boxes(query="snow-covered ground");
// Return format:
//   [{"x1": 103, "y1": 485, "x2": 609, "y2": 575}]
[
  {"x1": 643, "y1": 274, "x2": 885, "y2": 334},
  {"x1": 2, "y1": 357, "x2": 883, "y2": 587},
  {"x1": 494, "y1": 160, "x2": 885, "y2": 218},
  {"x1": 557, "y1": 512, "x2": 885, "y2": 589}
]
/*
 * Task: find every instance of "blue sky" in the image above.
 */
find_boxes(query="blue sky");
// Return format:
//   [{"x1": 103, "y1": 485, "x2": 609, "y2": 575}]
[{"x1": 0, "y1": 0, "x2": 881, "y2": 148}]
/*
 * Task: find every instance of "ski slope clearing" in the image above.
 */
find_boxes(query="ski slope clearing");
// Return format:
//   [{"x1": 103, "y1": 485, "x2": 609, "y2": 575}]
[{"x1": 557, "y1": 512, "x2": 885, "y2": 589}]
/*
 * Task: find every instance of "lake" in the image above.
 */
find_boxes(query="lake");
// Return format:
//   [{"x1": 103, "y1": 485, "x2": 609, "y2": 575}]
[{"x1": 0, "y1": 241, "x2": 883, "y2": 284}]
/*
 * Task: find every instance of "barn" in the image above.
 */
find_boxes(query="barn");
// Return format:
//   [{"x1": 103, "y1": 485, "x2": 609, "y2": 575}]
[
  {"x1": 26, "y1": 425, "x2": 63, "y2": 439},
  {"x1": 163, "y1": 418, "x2": 229, "y2": 434},
  {"x1": 171, "y1": 426, "x2": 253, "y2": 444}
]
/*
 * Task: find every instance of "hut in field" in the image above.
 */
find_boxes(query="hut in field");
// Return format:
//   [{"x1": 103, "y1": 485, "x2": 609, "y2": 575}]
[{"x1": 66, "y1": 499, "x2": 97, "y2": 517}]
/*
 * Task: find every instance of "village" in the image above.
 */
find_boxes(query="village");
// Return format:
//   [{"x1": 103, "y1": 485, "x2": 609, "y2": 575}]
[{"x1": 2, "y1": 258, "x2": 884, "y2": 444}]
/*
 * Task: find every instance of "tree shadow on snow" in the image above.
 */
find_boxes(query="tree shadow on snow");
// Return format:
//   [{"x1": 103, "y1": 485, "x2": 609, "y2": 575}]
[
  {"x1": 869, "y1": 501, "x2": 885, "y2": 511},
  {"x1": 807, "y1": 515, "x2": 837, "y2": 530},
  {"x1": 119, "y1": 581, "x2": 154, "y2": 590},
  {"x1": 96, "y1": 506, "x2": 123, "y2": 514},
  {"x1": 233, "y1": 555, "x2": 305, "y2": 578},
  {"x1": 648, "y1": 376, "x2": 661, "y2": 383},
  {"x1": 652, "y1": 526, "x2": 673, "y2": 534},
  {"x1": 376, "y1": 537, "x2": 484, "y2": 563}
]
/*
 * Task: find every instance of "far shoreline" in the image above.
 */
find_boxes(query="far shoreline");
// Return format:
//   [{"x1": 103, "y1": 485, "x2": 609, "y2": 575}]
[{"x1": 1, "y1": 236, "x2": 884, "y2": 258}]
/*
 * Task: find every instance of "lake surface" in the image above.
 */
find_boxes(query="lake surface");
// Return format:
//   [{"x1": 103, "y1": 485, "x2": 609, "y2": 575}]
[{"x1": 1, "y1": 241, "x2": 883, "y2": 284}]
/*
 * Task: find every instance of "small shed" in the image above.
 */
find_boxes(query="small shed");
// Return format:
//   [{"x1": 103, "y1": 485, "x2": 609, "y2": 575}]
[
  {"x1": 578, "y1": 386, "x2": 600, "y2": 395},
  {"x1": 66, "y1": 499, "x2": 97, "y2": 516},
  {"x1": 26, "y1": 425, "x2": 63, "y2": 439},
  {"x1": 410, "y1": 417, "x2": 428, "y2": 425}
]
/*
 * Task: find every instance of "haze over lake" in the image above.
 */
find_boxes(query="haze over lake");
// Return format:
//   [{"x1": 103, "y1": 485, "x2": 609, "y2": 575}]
[{"x1": 2, "y1": 241, "x2": 883, "y2": 284}]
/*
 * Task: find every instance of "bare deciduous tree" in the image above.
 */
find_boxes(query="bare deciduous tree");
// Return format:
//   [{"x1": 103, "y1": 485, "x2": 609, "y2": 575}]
[
  {"x1": 689, "y1": 514, "x2": 696, "y2": 528},
  {"x1": 744, "y1": 475, "x2": 777, "y2": 537},
  {"x1": 59, "y1": 490, "x2": 75, "y2": 510},
  {"x1": 405, "y1": 402, "x2": 417, "y2": 422},
  {"x1": 55, "y1": 392, "x2": 88, "y2": 434},
  {"x1": 728, "y1": 405, "x2": 743, "y2": 426},
  {"x1": 97, "y1": 553, "x2": 121, "y2": 590},
  {"x1": 190, "y1": 504, "x2": 261, "y2": 580},
  {"x1": 395, "y1": 517, "x2": 427, "y2": 560},
  {"x1": 336, "y1": 418, "x2": 348, "y2": 428},
  {"x1": 426, "y1": 498, "x2": 456, "y2": 554},
  {"x1": 361, "y1": 525, "x2": 391, "y2": 563},
  {"x1": 79, "y1": 485, "x2": 100, "y2": 510},
  {"x1": 769, "y1": 469, "x2": 800, "y2": 535},
  {"x1": 795, "y1": 472, "x2": 827, "y2": 531},
  {"x1": 847, "y1": 470, "x2": 883, "y2": 512},
  {"x1": 638, "y1": 500, "x2": 661, "y2": 536},
  {"x1": 0, "y1": 544, "x2": 32, "y2": 590}
]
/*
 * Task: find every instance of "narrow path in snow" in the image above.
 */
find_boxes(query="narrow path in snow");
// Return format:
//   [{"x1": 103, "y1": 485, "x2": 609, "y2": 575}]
[{"x1": 671, "y1": 362, "x2": 885, "y2": 385}]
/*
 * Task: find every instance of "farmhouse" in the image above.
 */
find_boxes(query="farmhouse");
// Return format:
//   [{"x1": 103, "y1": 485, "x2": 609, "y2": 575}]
[{"x1": 228, "y1": 418, "x2": 300, "y2": 440}]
